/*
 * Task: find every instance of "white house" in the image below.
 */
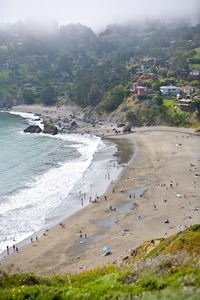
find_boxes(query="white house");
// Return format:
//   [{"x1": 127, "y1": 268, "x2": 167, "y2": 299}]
[
  {"x1": 189, "y1": 69, "x2": 200, "y2": 80},
  {"x1": 160, "y1": 85, "x2": 181, "y2": 97}
]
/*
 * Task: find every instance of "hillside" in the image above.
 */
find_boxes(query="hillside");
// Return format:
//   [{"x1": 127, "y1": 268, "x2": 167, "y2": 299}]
[
  {"x1": 0, "y1": 225, "x2": 200, "y2": 299},
  {"x1": 0, "y1": 20, "x2": 200, "y2": 127}
]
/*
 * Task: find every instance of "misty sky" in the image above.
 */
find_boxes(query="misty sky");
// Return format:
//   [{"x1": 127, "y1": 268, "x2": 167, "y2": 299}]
[{"x1": 0, "y1": 0, "x2": 200, "y2": 30}]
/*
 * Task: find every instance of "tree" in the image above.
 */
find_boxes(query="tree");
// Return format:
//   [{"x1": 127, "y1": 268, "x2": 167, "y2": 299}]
[
  {"x1": 127, "y1": 63, "x2": 140, "y2": 74},
  {"x1": 22, "y1": 88, "x2": 35, "y2": 104},
  {"x1": 191, "y1": 100, "x2": 200, "y2": 118},
  {"x1": 88, "y1": 84, "x2": 103, "y2": 105},
  {"x1": 171, "y1": 55, "x2": 189, "y2": 77},
  {"x1": 152, "y1": 95, "x2": 163, "y2": 105},
  {"x1": 103, "y1": 85, "x2": 125, "y2": 112},
  {"x1": 40, "y1": 85, "x2": 57, "y2": 106},
  {"x1": 126, "y1": 110, "x2": 138, "y2": 126},
  {"x1": 149, "y1": 65, "x2": 158, "y2": 74}
]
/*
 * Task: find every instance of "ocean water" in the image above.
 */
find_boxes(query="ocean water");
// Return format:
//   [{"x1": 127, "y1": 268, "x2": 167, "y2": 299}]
[{"x1": 0, "y1": 111, "x2": 122, "y2": 255}]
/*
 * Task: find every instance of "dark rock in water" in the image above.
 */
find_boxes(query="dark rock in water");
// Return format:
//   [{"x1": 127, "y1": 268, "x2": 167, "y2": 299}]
[
  {"x1": 24, "y1": 125, "x2": 42, "y2": 133},
  {"x1": 43, "y1": 117, "x2": 58, "y2": 135}
]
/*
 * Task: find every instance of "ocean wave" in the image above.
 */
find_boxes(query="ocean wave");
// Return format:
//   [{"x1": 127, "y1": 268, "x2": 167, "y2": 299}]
[{"x1": 0, "y1": 111, "x2": 119, "y2": 256}]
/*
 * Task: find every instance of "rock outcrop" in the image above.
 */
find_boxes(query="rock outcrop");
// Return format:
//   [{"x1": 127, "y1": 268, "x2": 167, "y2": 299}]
[
  {"x1": 123, "y1": 126, "x2": 132, "y2": 133},
  {"x1": 24, "y1": 125, "x2": 42, "y2": 133},
  {"x1": 43, "y1": 117, "x2": 58, "y2": 135},
  {"x1": 70, "y1": 120, "x2": 78, "y2": 129}
]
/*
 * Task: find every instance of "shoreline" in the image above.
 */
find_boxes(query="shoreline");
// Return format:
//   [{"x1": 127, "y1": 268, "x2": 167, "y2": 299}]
[
  {"x1": 0, "y1": 105, "x2": 200, "y2": 275},
  {"x1": 0, "y1": 107, "x2": 134, "y2": 260},
  {"x1": 0, "y1": 110, "x2": 133, "y2": 259},
  {"x1": 0, "y1": 136, "x2": 133, "y2": 260}
]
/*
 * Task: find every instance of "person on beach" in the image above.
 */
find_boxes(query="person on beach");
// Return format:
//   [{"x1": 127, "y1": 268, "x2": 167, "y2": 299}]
[
  {"x1": 16, "y1": 247, "x2": 19, "y2": 253},
  {"x1": 81, "y1": 198, "x2": 83, "y2": 206},
  {"x1": 31, "y1": 237, "x2": 33, "y2": 243},
  {"x1": 6, "y1": 245, "x2": 9, "y2": 255},
  {"x1": 80, "y1": 232, "x2": 83, "y2": 239},
  {"x1": 13, "y1": 245, "x2": 15, "y2": 252}
]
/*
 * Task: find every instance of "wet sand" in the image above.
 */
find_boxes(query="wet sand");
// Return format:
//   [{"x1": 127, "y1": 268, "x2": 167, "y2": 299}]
[{"x1": 1, "y1": 105, "x2": 200, "y2": 275}]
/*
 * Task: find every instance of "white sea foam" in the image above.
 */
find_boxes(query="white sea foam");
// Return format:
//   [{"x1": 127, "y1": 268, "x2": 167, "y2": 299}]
[
  {"x1": 0, "y1": 111, "x2": 120, "y2": 256},
  {"x1": 0, "y1": 113, "x2": 104, "y2": 254},
  {"x1": 9, "y1": 111, "x2": 44, "y2": 129}
]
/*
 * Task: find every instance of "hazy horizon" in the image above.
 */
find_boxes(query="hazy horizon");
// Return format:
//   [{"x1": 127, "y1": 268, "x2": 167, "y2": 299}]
[{"x1": 0, "y1": 0, "x2": 200, "y2": 32}]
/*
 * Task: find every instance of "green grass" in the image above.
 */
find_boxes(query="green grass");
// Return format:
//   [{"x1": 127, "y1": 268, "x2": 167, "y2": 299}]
[
  {"x1": 195, "y1": 47, "x2": 200, "y2": 55},
  {"x1": 0, "y1": 225, "x2": 199, "y2": 299},
  {"x1": 163, "y1": 98, "x2": 177, "y2": 108},
  {"x1": 162, "y1": 98, "x2": 195, "y2": 127},
  {"x1": 189, "y1": 64, "x2": 200, "y2": 71}
]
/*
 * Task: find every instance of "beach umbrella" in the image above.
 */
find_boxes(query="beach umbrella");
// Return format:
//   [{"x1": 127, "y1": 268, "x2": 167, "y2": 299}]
[{"x1": 102, "y1": 247, "x2": 110, "y2": 252}]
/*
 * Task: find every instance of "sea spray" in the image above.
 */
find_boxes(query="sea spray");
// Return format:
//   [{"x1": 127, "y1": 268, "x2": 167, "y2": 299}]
[{"x1": 0, "y1": 112, "x2": 122, "y2": 255}]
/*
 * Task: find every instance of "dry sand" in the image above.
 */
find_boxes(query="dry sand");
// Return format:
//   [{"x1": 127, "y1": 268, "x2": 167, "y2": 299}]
[{"x1": 1, "y1": 105, "x2": 200, "y2": 275}]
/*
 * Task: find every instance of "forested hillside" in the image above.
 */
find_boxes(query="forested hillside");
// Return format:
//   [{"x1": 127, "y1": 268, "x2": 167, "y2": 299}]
[{"x1": 0, "y1": 20, "x2": 200, "y2": 126}]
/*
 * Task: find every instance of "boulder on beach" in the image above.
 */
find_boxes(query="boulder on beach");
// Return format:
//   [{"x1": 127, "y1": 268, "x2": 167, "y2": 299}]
[
  {"x1": 24, "y1": 125, "x2": 42, "y2": 134},
  {"x1": 123, "y1": 126, "x2": 132, "y2": 133},
  {"x1": 43, "y1": 117, "x2": 58, "y2": 135},
  {"x1": 70, "y1": 120, "x2": 78, "y2": 129}
]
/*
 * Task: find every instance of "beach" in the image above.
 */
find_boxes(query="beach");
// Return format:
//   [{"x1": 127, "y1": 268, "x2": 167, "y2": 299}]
[{"x1": 0, "y1": 105, "x2": 200, "y2": 275}]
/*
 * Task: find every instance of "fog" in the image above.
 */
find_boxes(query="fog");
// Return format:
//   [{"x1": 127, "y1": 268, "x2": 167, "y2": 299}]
[{"x1": 0, "y1": 0, "x2": 200, "y2": 31}]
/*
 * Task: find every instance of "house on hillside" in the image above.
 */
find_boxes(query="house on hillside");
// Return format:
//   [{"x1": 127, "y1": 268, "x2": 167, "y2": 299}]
[
  {"x1": 184, "y1": 85, "x2": 194, "y2": 97},
  {"x1": 160, "y1": 85, "x2": 181, "y2": 97},
  {"x1": 132, "y1": 83, "x2": 148, "y2": 95},
  {"x1": 140, "y1": 73, "x2": 158, "y2": 80},
  {"x1": 140, "y1": 57, "x2": 154, "y2": 69},
  {"x1": 178, "y1": 98, "x2": 193, "y2": 112},
  {"x1": 189, "y1": 69, "x2": 200, "y2": 80}
]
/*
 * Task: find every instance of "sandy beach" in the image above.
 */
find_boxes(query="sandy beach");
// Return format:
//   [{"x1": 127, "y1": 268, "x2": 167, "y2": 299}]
[{"x1": 0, "y1": 104, "x2": 200, "y2": 275}]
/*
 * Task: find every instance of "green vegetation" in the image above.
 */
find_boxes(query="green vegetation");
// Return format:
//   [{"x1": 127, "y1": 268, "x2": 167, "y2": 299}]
[
  {"x1": 0, "y1": 225, "x2": 199, "y2": 299},
  {"x1": 0, "y1": 20, "x2": 200, "y2": 126}
]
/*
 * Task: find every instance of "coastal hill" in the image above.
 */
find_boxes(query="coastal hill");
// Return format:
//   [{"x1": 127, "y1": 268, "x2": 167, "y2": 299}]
[
  {"x1": 0, "y1": 225, "x2": 200, "y2": 299},
  {"x1": 0, "y1": 20, "x2": 200, "y2": 127}
]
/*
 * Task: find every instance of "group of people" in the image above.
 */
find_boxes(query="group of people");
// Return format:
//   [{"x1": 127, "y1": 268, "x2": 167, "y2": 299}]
[
  {"x1": 79, "y1": 231, "x2": 87, "y2": 239},
  {"x1": 6, "y1": 244, "x2": 18, "y2": 255},
  {"x1": 31, "y1": 236, "x2": 38, "y2": 242}
]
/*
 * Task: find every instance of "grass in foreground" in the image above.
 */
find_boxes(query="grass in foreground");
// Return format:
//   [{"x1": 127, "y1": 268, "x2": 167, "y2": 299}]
[{"x1": 0, "y1": 225, "x2": 200, "y2": 299}]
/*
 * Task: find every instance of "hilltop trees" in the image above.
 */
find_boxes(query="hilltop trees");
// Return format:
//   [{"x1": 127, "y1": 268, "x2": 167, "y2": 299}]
[
  {"x1": 102, "y1": 85, "x2": 125, "y2": 112},
  {"x1": 191, "y1": 99, "x2": 200, "y2": 118},
  {"x1": 40, "y1": 85, "x2": 56, "y2": 106},
  {"x1": 0, "y1": 20, "x2": 199, "y2": 124},
  {"x1": 22, "y1": 89, "x2": 35, "y2": 104}
]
